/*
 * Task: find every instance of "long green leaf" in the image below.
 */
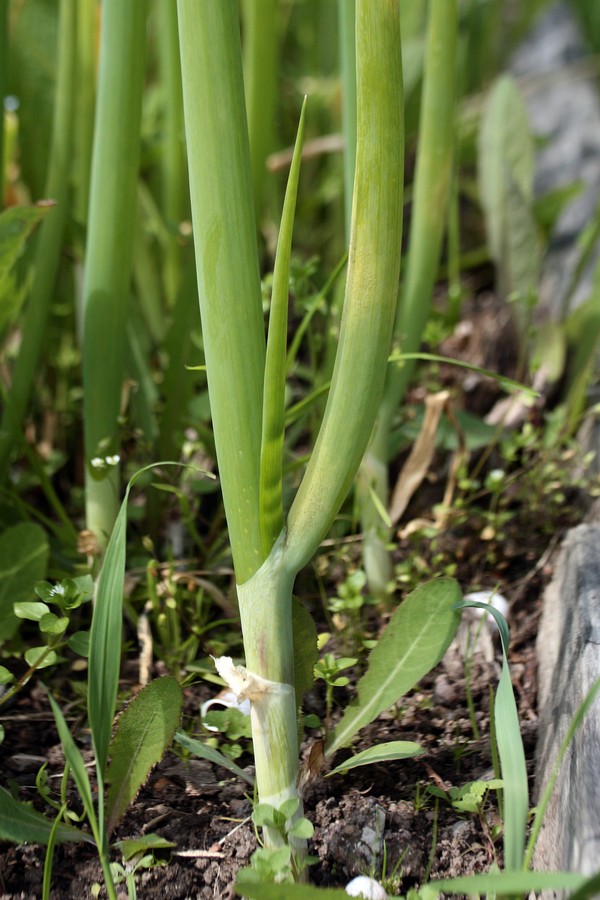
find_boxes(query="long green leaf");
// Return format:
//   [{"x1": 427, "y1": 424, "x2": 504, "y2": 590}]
[
  {"x1": 46, "y1": 693, "x2": 99, "y2": 841},
  {"x1": 285, "y1": 0, "x2": 404, "y2": 574},
  {"x1": 174, "y1": 730, "x2": 255, "y2": 786},
  {"x1": 419, "y1": 870, "x2": 585, "y2": 898},
  {"x1": 259, "y1": 98, "x2": 307, "y2": 556},
  {"x1": 326, "y1": 578, "x2": 460, "y2": 757},
  {"x1": 106, "y1": 677, "x2": 183, "y2": 834},
  {"x1": 327, "y1": 740, "x2": 423, "y2": 776},
  {"x1": 82, "y1": 0, "x2": 147, "y2": 544},
  {"x1": 457, "y1": 599, "x2": 528, "y2": 871},
  {"x1": 177, "y1": 0, "x2": 266, "y2": 583},
  {"x1": 0, "y1": 787, "x2": 92, "y2": 846},
  {"x1": 87, "y1": 488, "x2": 128, "y2": 779}
]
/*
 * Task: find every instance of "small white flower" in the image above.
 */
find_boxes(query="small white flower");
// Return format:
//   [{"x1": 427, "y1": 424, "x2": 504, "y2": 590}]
[{"x1": 90, "y1": 457, "x2": 105, "y2": 469}]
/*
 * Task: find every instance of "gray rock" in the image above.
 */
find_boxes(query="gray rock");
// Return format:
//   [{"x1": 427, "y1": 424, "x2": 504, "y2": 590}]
[
  {"x1": 534, "y1": 508, "x2": 600, "y2": 889},
  {"x1": 510, "y1": 2, "x2": 600, "y2": 318}
]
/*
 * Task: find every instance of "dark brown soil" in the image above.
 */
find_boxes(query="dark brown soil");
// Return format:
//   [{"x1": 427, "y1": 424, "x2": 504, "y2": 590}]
[{"x1": 0, "y1": 558, "x2": 545, "y2": 899}]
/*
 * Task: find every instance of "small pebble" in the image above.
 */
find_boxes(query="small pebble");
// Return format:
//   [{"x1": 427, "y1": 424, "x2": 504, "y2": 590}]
[{"x1": 345, "y1": 875, "x2": 388, "y2": 899}]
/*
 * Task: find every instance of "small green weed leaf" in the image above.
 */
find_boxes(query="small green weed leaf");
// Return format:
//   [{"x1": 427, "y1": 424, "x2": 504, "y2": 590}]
[
  {"x1": 36, "y1": 575, "x2": 94, "y2": 611},
  {"x1": 174, "y1": 729, "x2": 255, "y2": 786},
  {"x1": 0, "y1": 523, "x2": 49, "y2": 642},
  {"x1": 0, "y1": 786, "x2": 92, "y2": 846},
  {"x1": 39, "y1": 613, "x2": 69, "y2": 636},
  {"x1": 292, "y1": 597, "x2": 318, "y2": 707},
  {"x1": 105, "y1": 677, "x2": 183, "y2": 835},
  {"x1": 0, "y1": 665, "x2": 15, "y2": 684},
  {"x1": 252, "y1": 803, "x2": 280, "y2": 829},
  {"x1": 67, "y1": 631, "x2": 90, "y2": 657},
  {"x1": 287, "y1": 817, "x2": 314, "y2": 839},
  {"x1": 327, "y1": 740, "x2": 424, "y2": 776},
  {"x1": 279, "y1": 797, "x2": 300, "y2": 821},
  {"x1": 326, "y1": 578, "x2": 461, "y2": 757},
  {"x1": 113, "y1": 834, "x2": 176, "y2": 862},
  {"x1": 13, "y1": 601, "x2": 50, "y2": 621},
  {"x1": 24, "y1": 647, "x2": 58, "y2": 669}
]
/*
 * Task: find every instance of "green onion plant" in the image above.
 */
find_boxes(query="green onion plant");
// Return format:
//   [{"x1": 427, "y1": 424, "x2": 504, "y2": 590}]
[{"x1": 178, "y1": 0, "x2": 460, "y2": 862}]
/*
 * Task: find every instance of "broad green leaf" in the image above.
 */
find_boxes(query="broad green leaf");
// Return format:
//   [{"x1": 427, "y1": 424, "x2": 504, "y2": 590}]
[
  {"x1": 0, "y1": 786, "x2": 92, "y2": 846},
  {"x1": 67, "y1": 631, "x2": 90, "y2": 657},
  {"x1": 174, "y1": 729, "x2": 255, "y2": 787},
  {"x1": 39, "y1": 613, "x2": 69, "y2": 636},
  {"x1": 113, "y1": 834, "x2": 176, "y2": 862},
  {"x1": 0, "y1": 523, "x2": 49, "y2": 642},
  {"x1": 105, "y1": 677, "x2": 183, "y2": 834},
  {"x1": 0, "y1": 665, "x2": 15, "y2": 684},
  {"x1": 24, "y1": 647, "x2": 58, "y2": 669},
  {"x1": 327, "y1": 740, "x2": 424, "y2": 776},
  {"x1": 326, "y1": 578, "x2": 461, "y2": 757},
  {"x1": 13, "y1": 601, "x2": 50, "y2": 621}
]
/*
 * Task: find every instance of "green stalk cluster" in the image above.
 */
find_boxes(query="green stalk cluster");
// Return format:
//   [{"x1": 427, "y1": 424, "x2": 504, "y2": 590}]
[{"x1": 178, "y1": 0, "x2": 404, "y2": 852}]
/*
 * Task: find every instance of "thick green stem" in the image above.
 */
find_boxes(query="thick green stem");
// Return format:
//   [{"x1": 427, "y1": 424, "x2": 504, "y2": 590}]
[
  {"x1": 284, "y1": 0, "x2": 404, "y2": 574},
  {"x1": 157, "y1": 0, "x2": 187, "y2": 306},
  {"x1": 0, "y1": 0, "x2": 76, "y2": 481},
  {"x1": 338, "y1": 0, "x2": 356, "y2": 244},
  {"x1": 236, "y1": 538, "x2": 302, "y2": 843},
  {"x1": 82, "y1": 0, "x2": 147, "y2": 546},
  {"x1": 241, "y1": 0, "x2": 278, "y2": 225},
  {"x1": 177, "y1": 0, "x2": 266, "y2": 584},
  {"x1": 359, "y1": 0, "x2": 457, "y2": 595},
  {"x1": 73, "y1": 0, "x2": 96, "y2": 225}
]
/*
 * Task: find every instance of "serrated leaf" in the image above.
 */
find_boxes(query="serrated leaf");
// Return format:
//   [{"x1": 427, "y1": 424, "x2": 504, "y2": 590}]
[
  {"x1": 105, "y1": 677, "x2": 183, "y2": 834},
  {"x1": 327, "y1": 740, "x2": 424, "y2": 776},
  {"x1": 326, "y1": 578, "x2": 461, "y2": 757},
  {"x1": 0, "y1": 786, "x2": 92, "y2": 846},
  {"x1": 0, "y1": 523, "x2": 49, "y2": 642}
]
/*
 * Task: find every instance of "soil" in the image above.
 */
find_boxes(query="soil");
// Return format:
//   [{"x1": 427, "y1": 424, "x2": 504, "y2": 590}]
[
  {"x1": 1, "y1": 288, "x2": 592, "y2": 898},
  {"x1": 1, "y1": 326, "x2": 576, "y2": 900}
]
